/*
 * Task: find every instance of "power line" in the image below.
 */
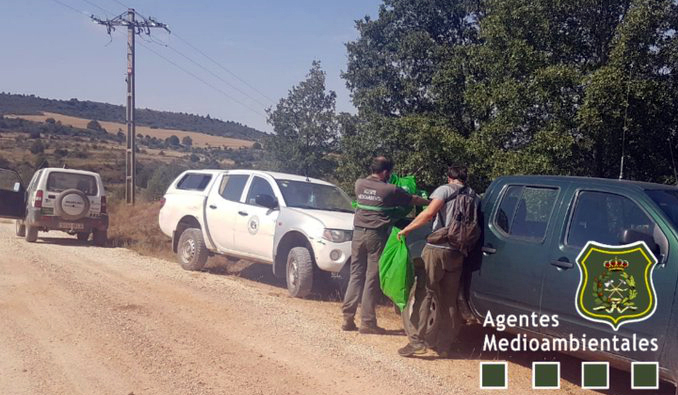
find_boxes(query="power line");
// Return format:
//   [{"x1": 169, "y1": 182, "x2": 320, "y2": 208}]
[
  {"x1": 137, "y1": 40, "x2": 267, "y2": 118},
  {"x1": 103, "y1": 0, "x2": 277, "y2": 106},
  {"x1": 48, "y1": 0, "x2": 90, "y2": 16},
  {"x1": 79, "y1": 0, "x2": 115, "y2": 16},
  {"x1": 171, "y1": 32, "x2": 277, "y2": 104}
]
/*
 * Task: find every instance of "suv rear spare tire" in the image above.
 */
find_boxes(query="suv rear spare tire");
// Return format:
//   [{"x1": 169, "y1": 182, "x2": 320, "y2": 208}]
[
  {"x1": 177, "y1": 228, "x2": 208, "y2": 271},
  {"x1": 286, "y1": 246, "x2": 314, "y2": 298},
  {"x1": 54, "y1": 189, "x2": 90, "y2": 221}
]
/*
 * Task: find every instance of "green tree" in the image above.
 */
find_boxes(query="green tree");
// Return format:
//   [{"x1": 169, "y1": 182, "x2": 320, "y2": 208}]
[
  {"x1": 182, "y1": 136, "x2": 193, "y2": 147},
  {"x1": 87, "y1": 120, "x2": 104, "y2": 132},
  {"x1": 264, "y1": 61, "x2": 338, "y2": 178},
  {"x1": 29, "y1": 140, "x2": 45, "y2": 154},
  {"x1": 166, "y1": 135, "x2": 180, "y2": 146}
]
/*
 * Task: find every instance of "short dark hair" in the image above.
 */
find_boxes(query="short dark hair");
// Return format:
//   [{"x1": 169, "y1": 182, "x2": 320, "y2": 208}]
[
  {"x1": 447, "y1": 165, "x2": 468, "y2": 182},
  {"x1": 370, "y1": 156, "x2": 394, "y2": 174}
]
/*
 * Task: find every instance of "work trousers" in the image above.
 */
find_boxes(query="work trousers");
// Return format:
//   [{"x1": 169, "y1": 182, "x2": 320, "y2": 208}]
[
  {"x1": 341, "y1": 226, "x2": 388, "y2": 326},
  {"x1": 409, "y1": 245, "x2": 464, "y2": 351}
]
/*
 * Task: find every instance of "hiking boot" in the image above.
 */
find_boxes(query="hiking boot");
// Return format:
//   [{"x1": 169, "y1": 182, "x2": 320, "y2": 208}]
[
  {"x1": 398, "y1": 343, "x2": 427, "y2": 357},
  {"x1": 341, "y1": 320, "x2": 358, "y2": 331},
  {"x1": 359, "y1": 324, "x2": 386, "y2": 335}
]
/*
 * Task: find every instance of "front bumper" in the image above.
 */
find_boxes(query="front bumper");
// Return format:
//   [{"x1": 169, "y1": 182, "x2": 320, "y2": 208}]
[
  {"x1": 312, "y1": 238, "x2": 351, "y2": 272},
  {"x1": 25, "y1": 208, "x2": 109, "y2": 233}
]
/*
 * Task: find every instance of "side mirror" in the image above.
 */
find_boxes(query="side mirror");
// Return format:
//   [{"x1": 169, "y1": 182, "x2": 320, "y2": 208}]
[
  {"x1": 255, "y1": 194, "x2": 278, "y2": 209},
  {"x1": 13, "y1": 182, "x2": 22, "y2": 193},
  {"x1": 621, "y1": 229, "x2": 659, "y2": 254}
]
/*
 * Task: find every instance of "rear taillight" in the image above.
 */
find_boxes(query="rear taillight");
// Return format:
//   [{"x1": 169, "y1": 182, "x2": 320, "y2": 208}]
[
  {"x1": 159, "y1": 197, "x2": 166, "y2": 209},
  {"x1": 101, "y1": 196, "x2": 107, "y2": 214},
  {"x1": 34, "y1": 190, "x2": 43, "y2": 208}
]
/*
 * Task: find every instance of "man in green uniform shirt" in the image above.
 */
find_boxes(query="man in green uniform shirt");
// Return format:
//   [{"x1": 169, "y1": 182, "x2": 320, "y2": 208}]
[{"x1": 341, "y1": 157, "x2": 429, "y2": 334}]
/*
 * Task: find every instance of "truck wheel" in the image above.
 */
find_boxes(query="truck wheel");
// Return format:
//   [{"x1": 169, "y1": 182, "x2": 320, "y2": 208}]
[
  {"x1": 177, "y1": 228, "x2": 208, "y2": 271},
  {"x1": 93, "y1": 229, "x2": 107, "y2": 246},
  {"x1": 402, "y1": 289, "x2": 440, "y2": 347},
  {"x1": 15, "y1": 221, "x2": 26, "y2": 237},
  {"x1": 286, "y1": 246, "x2": 313, "y2": 298},
  {"x1": 77, "y1": 232, "x2": 90, "y2": 242},
  {"x1": 25, "y1": 226, "x2": 38, "y2": 243}
]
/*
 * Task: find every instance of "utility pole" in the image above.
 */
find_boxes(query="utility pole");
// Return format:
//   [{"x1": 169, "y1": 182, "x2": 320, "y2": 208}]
[{"x1": 92, "y1": 9, "x2": 170, "y2": 204}]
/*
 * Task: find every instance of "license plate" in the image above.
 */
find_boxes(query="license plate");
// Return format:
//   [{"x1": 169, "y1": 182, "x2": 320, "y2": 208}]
[{"x1": 59, "y1": 222, "x2": 84, "y2": 230}]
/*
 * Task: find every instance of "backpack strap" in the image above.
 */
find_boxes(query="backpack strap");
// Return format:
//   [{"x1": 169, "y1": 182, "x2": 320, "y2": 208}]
[{"x1": 435, "y1": 185, "x2": 466, "y2": 227}]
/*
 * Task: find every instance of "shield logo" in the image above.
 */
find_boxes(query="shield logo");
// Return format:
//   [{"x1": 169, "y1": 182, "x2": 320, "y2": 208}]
[{"x1": 575, "y1": 241, "x2": 658, "y2": 331}]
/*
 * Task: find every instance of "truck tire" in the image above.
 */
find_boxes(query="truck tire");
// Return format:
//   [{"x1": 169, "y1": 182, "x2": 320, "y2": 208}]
[
  {"x1": 286, "y1": 246, "x2": 313, "y2": 298},
  {"x1": 77, "y1": 232, "x2": 90, "y2": 242},
  {"x1": 93, "y1": 229, "x2": 107, "y2": 246},
  {"x1": 15, "y1": 221, "x2": 26, "y2": 237},
  {"x1": 402, "y1": 285, "x2": 440, "y2": 347},
  {"x1": 177, "y1": 228, "x2": 208, "y2": 271},
  {"x1": 25, "y1": 226, "x2": 38, "y2": 243}
]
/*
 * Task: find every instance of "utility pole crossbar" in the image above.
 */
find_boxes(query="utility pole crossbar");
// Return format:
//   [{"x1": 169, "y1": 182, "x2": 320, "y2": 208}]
[{"x1": 92, "y1": 9, "x2": 170, "y2": 205}]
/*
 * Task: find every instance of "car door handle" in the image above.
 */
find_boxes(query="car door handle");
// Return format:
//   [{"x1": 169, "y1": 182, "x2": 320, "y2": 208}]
[
  {"x1": 481, "y1": 245, "x2": 496, "y2": 254},
  {"x1": 238, "y1": 211, "x2": 248, "y2": 216},
  {"x1": 209, "y1": 205, "x2": 217, "y2": 209},
  {"x1": 551, "y1": 259, "x2": 574, "y2": 269}
]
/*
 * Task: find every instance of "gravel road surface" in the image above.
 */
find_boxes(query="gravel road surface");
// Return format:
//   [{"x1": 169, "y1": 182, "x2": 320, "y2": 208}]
[{"x1": 0, "y1": 221, "x2": 673, "y2": 394}]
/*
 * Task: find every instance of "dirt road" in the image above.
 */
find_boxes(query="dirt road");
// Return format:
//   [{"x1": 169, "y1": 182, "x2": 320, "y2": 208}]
[{"x1": 0, "y1": 222, "x2": 672, "y2": 394}]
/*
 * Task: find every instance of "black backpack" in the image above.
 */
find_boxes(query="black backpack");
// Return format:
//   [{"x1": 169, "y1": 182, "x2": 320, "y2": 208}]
[{"x1": 426, "y1": 186, "x2": 481, "y2": 256}]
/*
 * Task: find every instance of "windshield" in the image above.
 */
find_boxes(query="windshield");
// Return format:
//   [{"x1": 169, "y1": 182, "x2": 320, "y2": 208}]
[
  {"x1": 647, "y1": 189, "x2": 678, "y2": 229},
  {"x1": 276, "y1": 179, "x2": 353, "y2": 212},
  {"x1": 47, "y1": 172, "x2": 98, "y2": 195}
]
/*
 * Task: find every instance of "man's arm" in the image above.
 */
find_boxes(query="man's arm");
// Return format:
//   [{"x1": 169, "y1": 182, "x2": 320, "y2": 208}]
[
  {"x1": 397, "y1": 198, "x2": 444, "y2": 240},
  {"x1": 410, "y1": 195, "x2": 430, "y2": 207}
]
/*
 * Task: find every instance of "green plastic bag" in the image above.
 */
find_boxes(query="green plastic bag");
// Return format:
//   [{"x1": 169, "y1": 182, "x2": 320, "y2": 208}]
[{"x1": 379, "y1": 227, "x2": 414, "y2": 312}]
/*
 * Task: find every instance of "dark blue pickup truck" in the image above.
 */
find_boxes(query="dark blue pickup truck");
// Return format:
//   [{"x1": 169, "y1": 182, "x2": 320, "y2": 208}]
[{"x1": 405, "y1": 175, "x2": 678, "y2": 387}]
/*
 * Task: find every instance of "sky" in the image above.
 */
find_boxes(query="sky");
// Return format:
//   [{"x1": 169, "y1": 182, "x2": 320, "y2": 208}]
[{"x1": 0, "y1": 0, "x2": 383, "y2": 133}]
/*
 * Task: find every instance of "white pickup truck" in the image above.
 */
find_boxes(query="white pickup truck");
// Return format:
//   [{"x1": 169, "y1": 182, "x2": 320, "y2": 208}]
[{"x1": 159, "y1": 169, "x2": 355, "y2": 297}]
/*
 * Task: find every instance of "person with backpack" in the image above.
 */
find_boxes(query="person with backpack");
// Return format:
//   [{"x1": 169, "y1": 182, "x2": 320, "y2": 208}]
[{"x1": 395, "y1": 165, "x2": 481, "y2": 357}]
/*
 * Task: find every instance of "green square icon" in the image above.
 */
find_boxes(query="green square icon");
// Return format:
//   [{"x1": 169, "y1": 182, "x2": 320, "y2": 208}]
[
  {"x1": 480, "y1": 362, "x2": 507, "y2": 389},
  {"x1": 582, "y1": 362, "x2": 609, "y2": 389},
  {"x1": 532, "y1": 362, "x2": 560, "y2": 389},
  {"x1": 632, "y1": 362, "x2": 659, "y2": 390}
]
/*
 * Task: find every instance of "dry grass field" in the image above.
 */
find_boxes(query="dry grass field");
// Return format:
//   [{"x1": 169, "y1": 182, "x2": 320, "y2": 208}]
[{"x1": 6, "y1": 112, "x2": 254, "y2": 149}]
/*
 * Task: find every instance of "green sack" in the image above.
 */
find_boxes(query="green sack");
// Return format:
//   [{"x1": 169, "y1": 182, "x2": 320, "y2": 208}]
[
  {"x1": 379, "y1": 227, "x2": 414, "y2": 312},
  {"x1": 389, "y1": 174, "x2": 417, "y2": 194}
]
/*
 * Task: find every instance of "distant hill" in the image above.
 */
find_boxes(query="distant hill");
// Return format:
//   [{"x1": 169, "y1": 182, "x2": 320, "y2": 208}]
[{"x1": 0, "y1": 93, "x2": 266, "y2": 141}]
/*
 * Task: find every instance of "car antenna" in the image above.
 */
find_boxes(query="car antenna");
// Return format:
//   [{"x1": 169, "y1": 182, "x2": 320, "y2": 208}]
[
  {"x1": 618, "y1": 83, "x2": 631, "y2": 180},
  {"x1": 669, "y1": 132, "x2": 678, "y2": 185}
]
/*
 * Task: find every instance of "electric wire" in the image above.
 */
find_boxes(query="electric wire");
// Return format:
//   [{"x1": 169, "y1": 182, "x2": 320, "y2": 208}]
[
  {"x1": 49, "y1": 0, "x2": 91, "y2": 17},
  {"x1": 105, "y1": 0, "x2": 275, "y2": 105},
  {"x1": 137, "y1": 40, "x2": 267, "y2": 119},
  {"x1": 79, "y1": 0, "x2": 115, "y2": 16},
  {"x1": 171, "y1": 32, "x2": 276, "y2": 104}
]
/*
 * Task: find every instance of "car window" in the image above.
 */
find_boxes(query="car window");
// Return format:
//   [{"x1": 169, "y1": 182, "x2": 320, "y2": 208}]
[
  {"x1": 177, "y1": 173, "x2": 212, "y2": 191},
  {"x1": 46, "y1": 172, "x2": 98, "y2": 195},
  {"x1": 495, "y1": 185, "x2": 522, "y2": 233},
  {"x1": 0, "y1": 169, "x2": 22, "y2": 192},
  {"x1": 28, "y1": 170, "x2": 41, "y2": 193},
  {"x1": 246, "y1": 176, "x2": 275, "y2": 206},
  {"x1": 218, "y1": 174, "x2": 249, "y2": 202},
  {"x1": 494, "y1": 185, "x2": 558, "y2": 240},
  {"x1": 567, "y1": 191, "x2": 654, "y2": 247}
]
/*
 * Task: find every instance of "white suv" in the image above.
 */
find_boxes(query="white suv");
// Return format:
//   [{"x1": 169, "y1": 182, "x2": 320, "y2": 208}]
[
  {"x1": 6, "y1": 167, "x2": 109, "y2": 245},
  {"x1": 159, "y1": 169, "x2": 354, "y2": 297}
]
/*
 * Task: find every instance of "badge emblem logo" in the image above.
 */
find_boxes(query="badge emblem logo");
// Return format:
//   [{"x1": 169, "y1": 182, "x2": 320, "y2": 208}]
[
  {"x1": 248, "y1": 216, "x2": 260, "y2": 235},
  {"x1": 575, "y1": 241, "x2": 658, "y2": 331}
]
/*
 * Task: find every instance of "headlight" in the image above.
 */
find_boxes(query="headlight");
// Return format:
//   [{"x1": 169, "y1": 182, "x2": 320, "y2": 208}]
[{"x1": 322, "y1": 228, "x2": 353, "y2": 243}]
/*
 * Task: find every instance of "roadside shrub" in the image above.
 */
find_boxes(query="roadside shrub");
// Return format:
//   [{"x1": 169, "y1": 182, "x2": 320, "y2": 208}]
[{"x1": 29, "y1": 140, "x2": 45, "y2": 154}]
